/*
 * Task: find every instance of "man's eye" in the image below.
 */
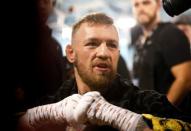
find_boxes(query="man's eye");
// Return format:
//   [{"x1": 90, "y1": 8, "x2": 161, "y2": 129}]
[
  {"x1": 107, "y1": 42, "x2": 118, "y2": 48},
  {"x1": 87, "y1": 42, "x2": 99, "y2": 47},
  {"x1": 134, "y1": 3, "x2": 139, "y2": 7},
  {"x1": 142, "y1": 1, "x2": 150, "y2": 5}
]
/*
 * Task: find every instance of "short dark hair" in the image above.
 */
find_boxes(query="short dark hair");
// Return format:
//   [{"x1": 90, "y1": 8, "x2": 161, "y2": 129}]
[{"x1": 72, "y1": 13, "x2": 114, "y2": 37}]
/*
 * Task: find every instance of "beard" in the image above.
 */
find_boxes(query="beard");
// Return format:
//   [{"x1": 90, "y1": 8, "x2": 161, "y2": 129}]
[
  {"x1": 137, "y1": 12, "x2": 157, "y2": 28},
  {"x1": 74, "y1": 56, "x2": 117, "y2": 93}
]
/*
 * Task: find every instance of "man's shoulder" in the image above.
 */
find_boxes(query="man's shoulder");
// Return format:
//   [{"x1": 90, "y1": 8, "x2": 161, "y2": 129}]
[
  {"x1": 154, "y1": 22, "x2": 188, "y2": 45},
  {"x1": 158, "y1": 22, "x2": 183, "y2": 35},
  {"x1": 158, "y1": 22, "x2": 174, "y2": 28}
]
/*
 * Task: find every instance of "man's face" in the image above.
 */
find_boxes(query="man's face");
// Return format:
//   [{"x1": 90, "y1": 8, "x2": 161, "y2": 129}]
[
  {"x1": 132, "y1": 0, "x2": 159, "y2": 26},
  {"x1": 71, "y1": 23, "x2": 119, "y2": 91}
]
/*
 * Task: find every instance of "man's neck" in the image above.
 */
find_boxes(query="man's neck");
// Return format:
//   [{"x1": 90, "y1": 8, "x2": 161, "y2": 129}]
[
  {"x1": 74, "y1": 70, "x2": 91, "y2": 95},
  {"x1": 142, "y1": 17, "x2": 160, "y2": 38},
  {"x1": 77, "y1": 83, "x2": 91, "y2": 95},
  {"x1": 138, "y1": 20, "x2": 159, "y2": 46},
  {"x1": 142, "y1": 23, "x2": 158, "y2": 38}
]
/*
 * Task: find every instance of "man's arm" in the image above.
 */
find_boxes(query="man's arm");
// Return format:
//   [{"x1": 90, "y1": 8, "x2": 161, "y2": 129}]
[
  {"x1": 74, "y1": 91, "x2": 152, "y2": 131},
  {"x1": 74, "y1": 92, "x2": 191, "y2": 131},
  {"x1": 17, "y1": 113, "x2": 67, "y2": 131},
  {"x1": 167, "y1": 61, "x2": 191, "y2": 106},
  {"x1": 16, "y1": 94, "x2": 82, "y2": 131}
]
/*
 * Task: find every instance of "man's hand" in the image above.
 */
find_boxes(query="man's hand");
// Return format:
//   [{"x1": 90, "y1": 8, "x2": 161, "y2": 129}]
[
  {"x1": 23, "y1": 94, "x2": 82, "y2": 129},
  {"x1": 74, "y1": 91, "x2": 149, "y2": 131},
  {"x1": 74, "y1": 91, "x2": 101, "y2": 123}
]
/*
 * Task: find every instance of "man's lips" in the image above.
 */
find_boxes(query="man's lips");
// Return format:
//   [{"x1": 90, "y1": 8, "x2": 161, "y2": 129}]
[{"x1": 93, "y1": 63, "x2": 111, "y2": 71}]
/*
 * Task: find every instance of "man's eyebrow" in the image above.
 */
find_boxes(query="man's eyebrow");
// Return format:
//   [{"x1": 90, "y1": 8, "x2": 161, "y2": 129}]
[
  {"x1": 86, "y1": 38, "x2": 100, "y2": 41},
  {"x1": 85, "y1": 38, "x2": 118, "y2": 43},
  {"x1": 84, "y1": 38, "x2": 101, "y2": 44},
  {"x1": 107, "y1": 39, "x2": 118, "y2": 44}
]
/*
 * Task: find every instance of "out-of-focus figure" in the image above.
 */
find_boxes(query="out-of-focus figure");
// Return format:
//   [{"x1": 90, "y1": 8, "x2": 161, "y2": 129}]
[{"x1": 130, "y1": 0, "x2": 191, "y2": 114}]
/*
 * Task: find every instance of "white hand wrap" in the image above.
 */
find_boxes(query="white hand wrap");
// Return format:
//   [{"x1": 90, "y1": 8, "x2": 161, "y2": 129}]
[
  {"x1": 25, "y1": 94, "x2": 81, "y2": 128},
  {"x1": 74, "y1": 91, "x2": 101, "y2": 123},
  {"x1": 75, "y1": 91, "x2": 145, "y2": 131}
]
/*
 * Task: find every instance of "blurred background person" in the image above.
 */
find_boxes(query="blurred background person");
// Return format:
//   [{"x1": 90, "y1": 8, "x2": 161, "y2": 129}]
[
  {"x1": 130, "y1": 0, "x2": 191, "y2": 115},
  {"x1": 10, "y1": 0, "x2": 73, "y2": 129},
  {"x1": 35, "y1": 0, "x2": 72, "y2": 98},
  {"x1": 8, "y1": 0, "x2": 73, "y2": 130}
]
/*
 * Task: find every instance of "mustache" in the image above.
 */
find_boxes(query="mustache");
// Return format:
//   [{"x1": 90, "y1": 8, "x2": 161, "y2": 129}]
[
  {"x1": 92, "y1": 61, "x2": 111, "y2": 68},
  {"x1": 137, "y1": 11, "x2": 148, "y2": 16}
]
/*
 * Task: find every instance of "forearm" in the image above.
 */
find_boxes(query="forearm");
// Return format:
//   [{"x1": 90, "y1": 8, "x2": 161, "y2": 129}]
[
  {"x1": 17, "y1": 94, "x2": 81, "y2": 131},
  {"x1": 169, "y1": 61, "x2": 191, "y2": 106},
  {"x1": 167, "y1": 79, "x2": 190, "y2": 106},
  {"x1": 17, "y1": 104, "x2": 67, "y2": 131},
  {"x1": 17, "y1": 112, "x2": 35, "y2": 131},
  {"x1": 87, "y1": 98, "x2": 150, "y2": 131}
]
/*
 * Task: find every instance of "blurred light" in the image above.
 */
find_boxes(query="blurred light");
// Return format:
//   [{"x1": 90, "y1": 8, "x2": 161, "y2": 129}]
[
  {"x1": 115, "y1": 16, "x2": 136, "y2": 29},
  {"x1": 54, "y1": 26, "x2": 72, "y2": 56},
  {"x1": 61, "y1": 26, "x2": 72, "y2": 41}
]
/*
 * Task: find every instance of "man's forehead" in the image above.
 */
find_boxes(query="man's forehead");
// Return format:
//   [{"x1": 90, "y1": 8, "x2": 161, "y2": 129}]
[
  {"x1": 73, "y1": 23, "x2": 119, "y2": 42},
  {"x1": 75, "y1": 23, "x2": 118, "y2": 34},
  {"x1": 132, "y1": 0, "x2": 154, "y2": 3},
  {"x1": 78, "y1": 22, "x2": 114, "y2": 29}
]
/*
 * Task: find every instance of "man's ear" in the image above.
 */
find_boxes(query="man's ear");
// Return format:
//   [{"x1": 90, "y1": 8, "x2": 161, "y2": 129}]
[{"x1": 66, "y1": 44, "x2": 75, "y2": 63}]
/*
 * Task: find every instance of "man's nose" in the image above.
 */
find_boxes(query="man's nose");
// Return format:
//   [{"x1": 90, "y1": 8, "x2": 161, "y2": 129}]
[{"x1": 96, "y1": 42, "x2": 110, "y2": 59}]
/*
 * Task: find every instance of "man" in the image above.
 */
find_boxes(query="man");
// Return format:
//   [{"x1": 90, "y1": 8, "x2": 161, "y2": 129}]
[
  {"x1": 130, "y1": 0, "x2": 191, "y2": 113},
  {"x1": 35, "y1": 0, "x2": 70, "y2": 96},
  {"x1": 9, "y1": 0, "x2": 72, "y2": 130},
  {"x1": 17, "y1": 13, "x2": 191, "y2": 131}
]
